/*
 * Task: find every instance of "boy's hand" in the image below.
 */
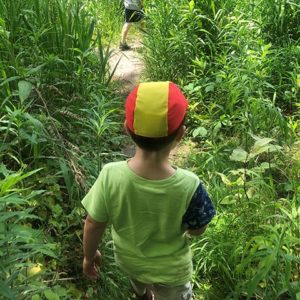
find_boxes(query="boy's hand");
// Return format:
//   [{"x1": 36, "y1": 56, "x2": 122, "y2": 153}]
[{"x1": 83, "y1": 250, "x2": 101, "y2": 279}]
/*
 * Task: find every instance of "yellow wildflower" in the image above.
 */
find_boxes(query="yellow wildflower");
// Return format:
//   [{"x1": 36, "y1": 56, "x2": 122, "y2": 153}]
[{"x1": 28, "y1": 263, "x2": 43, "y2": 276}]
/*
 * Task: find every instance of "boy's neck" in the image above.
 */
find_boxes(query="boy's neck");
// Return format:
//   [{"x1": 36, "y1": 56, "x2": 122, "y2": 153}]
[{"x1": 128, "y1": 147, "x2": 176, "y2": 180}]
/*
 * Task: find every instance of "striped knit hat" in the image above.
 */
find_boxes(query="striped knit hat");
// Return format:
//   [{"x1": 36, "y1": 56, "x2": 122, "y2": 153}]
[{"x1": 125, "y1": 82, "x2": 188, "y2": 138}]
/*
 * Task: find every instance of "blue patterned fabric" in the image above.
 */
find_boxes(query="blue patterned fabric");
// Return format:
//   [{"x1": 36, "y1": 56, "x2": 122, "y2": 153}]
[{"x1": 182, "y1": 183, "x2": 215, "y2": 230}]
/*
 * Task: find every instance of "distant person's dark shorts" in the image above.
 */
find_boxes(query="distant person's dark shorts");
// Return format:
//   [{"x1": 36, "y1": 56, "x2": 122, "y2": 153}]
[{"x1": 125, "y1": 8, "x2": 144, "y2": 23}]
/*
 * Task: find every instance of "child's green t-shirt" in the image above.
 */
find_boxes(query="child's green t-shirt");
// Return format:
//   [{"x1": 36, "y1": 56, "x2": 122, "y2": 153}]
[{"x1": 81, "y1": 161, "x2": 199, "y2": 285}]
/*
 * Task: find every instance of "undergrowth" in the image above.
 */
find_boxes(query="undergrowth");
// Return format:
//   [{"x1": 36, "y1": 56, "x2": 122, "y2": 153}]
[
  {"x1": 143, "y1": 0, "x2": 300, "y2": 299},
  {"x1": 1, "y1": 0, "x2": 299, "y2": 299}
]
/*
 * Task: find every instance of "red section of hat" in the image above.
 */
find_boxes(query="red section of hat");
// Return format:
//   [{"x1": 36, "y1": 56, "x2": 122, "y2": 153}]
[
  {"x1": 125, "y1": 85, "x2": 139, "y2": 133},
  {"x1": 167, "y1": 82, "x2": 188, "y2": 134}
]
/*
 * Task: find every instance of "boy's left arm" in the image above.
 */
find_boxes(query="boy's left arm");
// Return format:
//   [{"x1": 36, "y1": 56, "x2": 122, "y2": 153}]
[
  {"x1": 182, "y1": 182, "x2": 215, "y2": 235},
  {"x1": 83, "y1": 215, "x2": 107, "y2": 279}
]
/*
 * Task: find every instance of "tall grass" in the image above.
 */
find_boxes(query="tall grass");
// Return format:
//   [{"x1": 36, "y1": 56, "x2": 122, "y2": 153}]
[
  {"x1": 0, "y1": 0, "x2": 120, "y2": 171},
  {"x1": 143, "y1": 0, "x2": 193, "y2": 81},
  {"x1": 86, "y1": 0, "x2": 123, "y2": 43},
  {"x1": 259, "y1": 0, "x2": 300, "y2": 45},
  {"x1": 190, "y1": 136, "x2": 300, "y2": 298},
  {"x1": 0, "y1": 167, "x2": 58, "y2": 299},
  {"x1": 1, "y1": 0, "x2": 299, "y2": 298},
  {"x1": 0, "y1": 0, "x2": 124, "y2": 298},
  {"x1": 143, "y1": 0, "x2": 300, "y2": 298}
]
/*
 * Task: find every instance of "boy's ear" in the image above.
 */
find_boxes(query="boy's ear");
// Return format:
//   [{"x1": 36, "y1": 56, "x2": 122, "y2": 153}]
[
  {"x1": 123, "y1": 121, "x2": 129, "y2": 135},
  {"x1": 176, "y1": 125, "x2": 186, "y2": 141}
]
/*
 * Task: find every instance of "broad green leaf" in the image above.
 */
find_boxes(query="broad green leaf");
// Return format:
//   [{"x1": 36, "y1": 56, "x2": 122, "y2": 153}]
[
  {"x1": 267, "y1": 144, "x2": 282, "y2": 153},
  {"x1": 230, "y1": 148, "x2": 248, "y2": 162},
  {"x1": 217, "y1": 172, "x2": 232, "y2": 186},
  {"x1": 212, "y1": 121, "x2": 222, "y2": 136},
  {"x1": 250, "y1": 137, "x2": 273, "y2": 156},
  {"x1": 20, "y1": 244, "x2": 57, "y2": 258},
  {"x1": 52, "y1": 286, "x2": 68, "y2": 297},
  {"x1": 258, "y1": 280, "x2": 267, "y2": 289},
  {"x1": 260, "y1": 162, "x2": 271, "y2": 169},
  {"x1": 189, "y1": 0, "x2": 195, "y2": 11},
  {"x1": 0, "y1": 76, "x2": 21, "y2": 87},
  {"x1": 0, "y1": 168, "x2": 42, "y2": 196},
  {"x1": 1, "y1": 194, "x2": 28, "y2": 205},
  {"x1": 249, "y1": 146, "x2": 270, "y2": 158},
  {"x1": 192, "y1": 126, "x2": 207, "y2": 138},
  {"x1": 249, "y1": 138, "x2": 282, "y2": 158},
  {"x1": 0, "y1": 163, "x2": 9, "y2": 176},
  {"x1": 26, "y1": 63, "x2": 47, "y2": 75},
  {"x1": 24, "y1": 113, "x2": 44, "y2": 128},
  {"x1": 246, "y1": 187, "x2": 255, "y2": 199},
  {"x1": 0, "y1": 212, "x2": 39, "y2": 223},
  {"x1": 18, "y1": 80, "x2": 33, "y2": 102},
  {"x1": 31, "y1": 295, "x2": 40, "y2": 300},
  {"x1": 205, "y1": 84, "x2": 214, "y2": 92},
  {"x1": 44, "y1": 289, "x2": 60, "y2": 300},
  {"x1": 246, "y1": 252, "x2": 276, "y2": 296},
  {"x1": 220, "y1": 196, "x2": 236, "y2": 205},
  {"x1": 252, "y1": 137, "x2": 273, "y2": 147},
  {"x1": 261, "y1": 43, "x2": 272, "y2": 60},
  {"x1": 296, "y1": 292, "x2": 300, "y2": 300},
  {"x1": 53, "y1": 288, "x2": 65, "y2": 297},
  {"x1": 0, "y1": 280, "x2": 15, "y2": 299}
]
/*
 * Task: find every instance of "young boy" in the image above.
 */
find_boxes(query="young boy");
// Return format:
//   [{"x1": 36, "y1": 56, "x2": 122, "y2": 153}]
[
  {"x1": 120, "y1": 0, "x2": 144, "y2": 51},
  {"x1": 82, "y1": 82, "x2": 215, "y2": 300}
]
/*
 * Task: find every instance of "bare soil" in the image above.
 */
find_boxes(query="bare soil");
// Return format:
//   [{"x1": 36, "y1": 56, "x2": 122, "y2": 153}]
[{"x1": 109, "y1": 40, "x2": 144, "y2": 96}]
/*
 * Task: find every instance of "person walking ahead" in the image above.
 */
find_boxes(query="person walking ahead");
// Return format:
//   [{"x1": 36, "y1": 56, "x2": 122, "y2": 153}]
[
  {"x1": 82, "y1": 82, "x2": 216, "y2": 300},
  {"x1": 120, "y1": 0, "x2": 144, "y2": 51}
]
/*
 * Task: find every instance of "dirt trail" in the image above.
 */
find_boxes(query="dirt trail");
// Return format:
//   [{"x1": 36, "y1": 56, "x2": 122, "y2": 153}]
[
  {"x1": 109, "y1": 40, "x2": 144, "y2": 156},
  {"x1": 109, "y1": 40, "x2": 144, "y2": 96}
]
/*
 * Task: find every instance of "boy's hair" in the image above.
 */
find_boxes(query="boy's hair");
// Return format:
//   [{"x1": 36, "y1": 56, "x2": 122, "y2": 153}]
[{"x1": 127, "y1": 121, "x2": 184, "y2": 152}]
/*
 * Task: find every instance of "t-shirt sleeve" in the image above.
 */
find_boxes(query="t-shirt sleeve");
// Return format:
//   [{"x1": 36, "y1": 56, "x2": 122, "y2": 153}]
[
  {"x1": 182, "y1": 182, "x2": 215, "y2": 230},
  {"x1": 81, "y1": 169, "x2": 109, "y2": 222}
]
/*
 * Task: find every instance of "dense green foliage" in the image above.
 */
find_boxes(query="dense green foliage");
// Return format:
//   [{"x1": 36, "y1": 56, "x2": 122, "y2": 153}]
[
  {"x1": 143, "y1": 0, "x2": 300, "y2": 298},
  {"x1": 0, "y1": 0, "x2": 126, "y2": 298},
  {"x1": 1, "y1": 0, "x2": 299, "y2": 299}
]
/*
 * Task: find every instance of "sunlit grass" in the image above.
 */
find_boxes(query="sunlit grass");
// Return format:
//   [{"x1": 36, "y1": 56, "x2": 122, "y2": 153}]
[{"x1": 0, "y1": 0, "x2": 299, "y2": 299}]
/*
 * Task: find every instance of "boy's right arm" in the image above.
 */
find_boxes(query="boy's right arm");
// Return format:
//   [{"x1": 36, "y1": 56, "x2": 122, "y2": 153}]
[
  {"x1": 81, "y1": 168, "x2": 109, "y2": 279},
  {"x1": 83, "y1": 215, "x2": 107, "y2": 279}
]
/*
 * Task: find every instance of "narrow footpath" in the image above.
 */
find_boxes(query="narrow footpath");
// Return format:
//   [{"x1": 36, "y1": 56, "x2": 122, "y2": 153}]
[{"x1": 109, "y1": 40, "x2": 144, "y2": 96}]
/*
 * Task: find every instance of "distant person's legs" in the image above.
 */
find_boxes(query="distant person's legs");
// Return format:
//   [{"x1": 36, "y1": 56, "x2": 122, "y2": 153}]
[
  {"x1": 120, "y1": 8, "x2": 144, "y2": 51},
  {"x1": 120, "y1": 22, "x2": 132, "y2": 51}
]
